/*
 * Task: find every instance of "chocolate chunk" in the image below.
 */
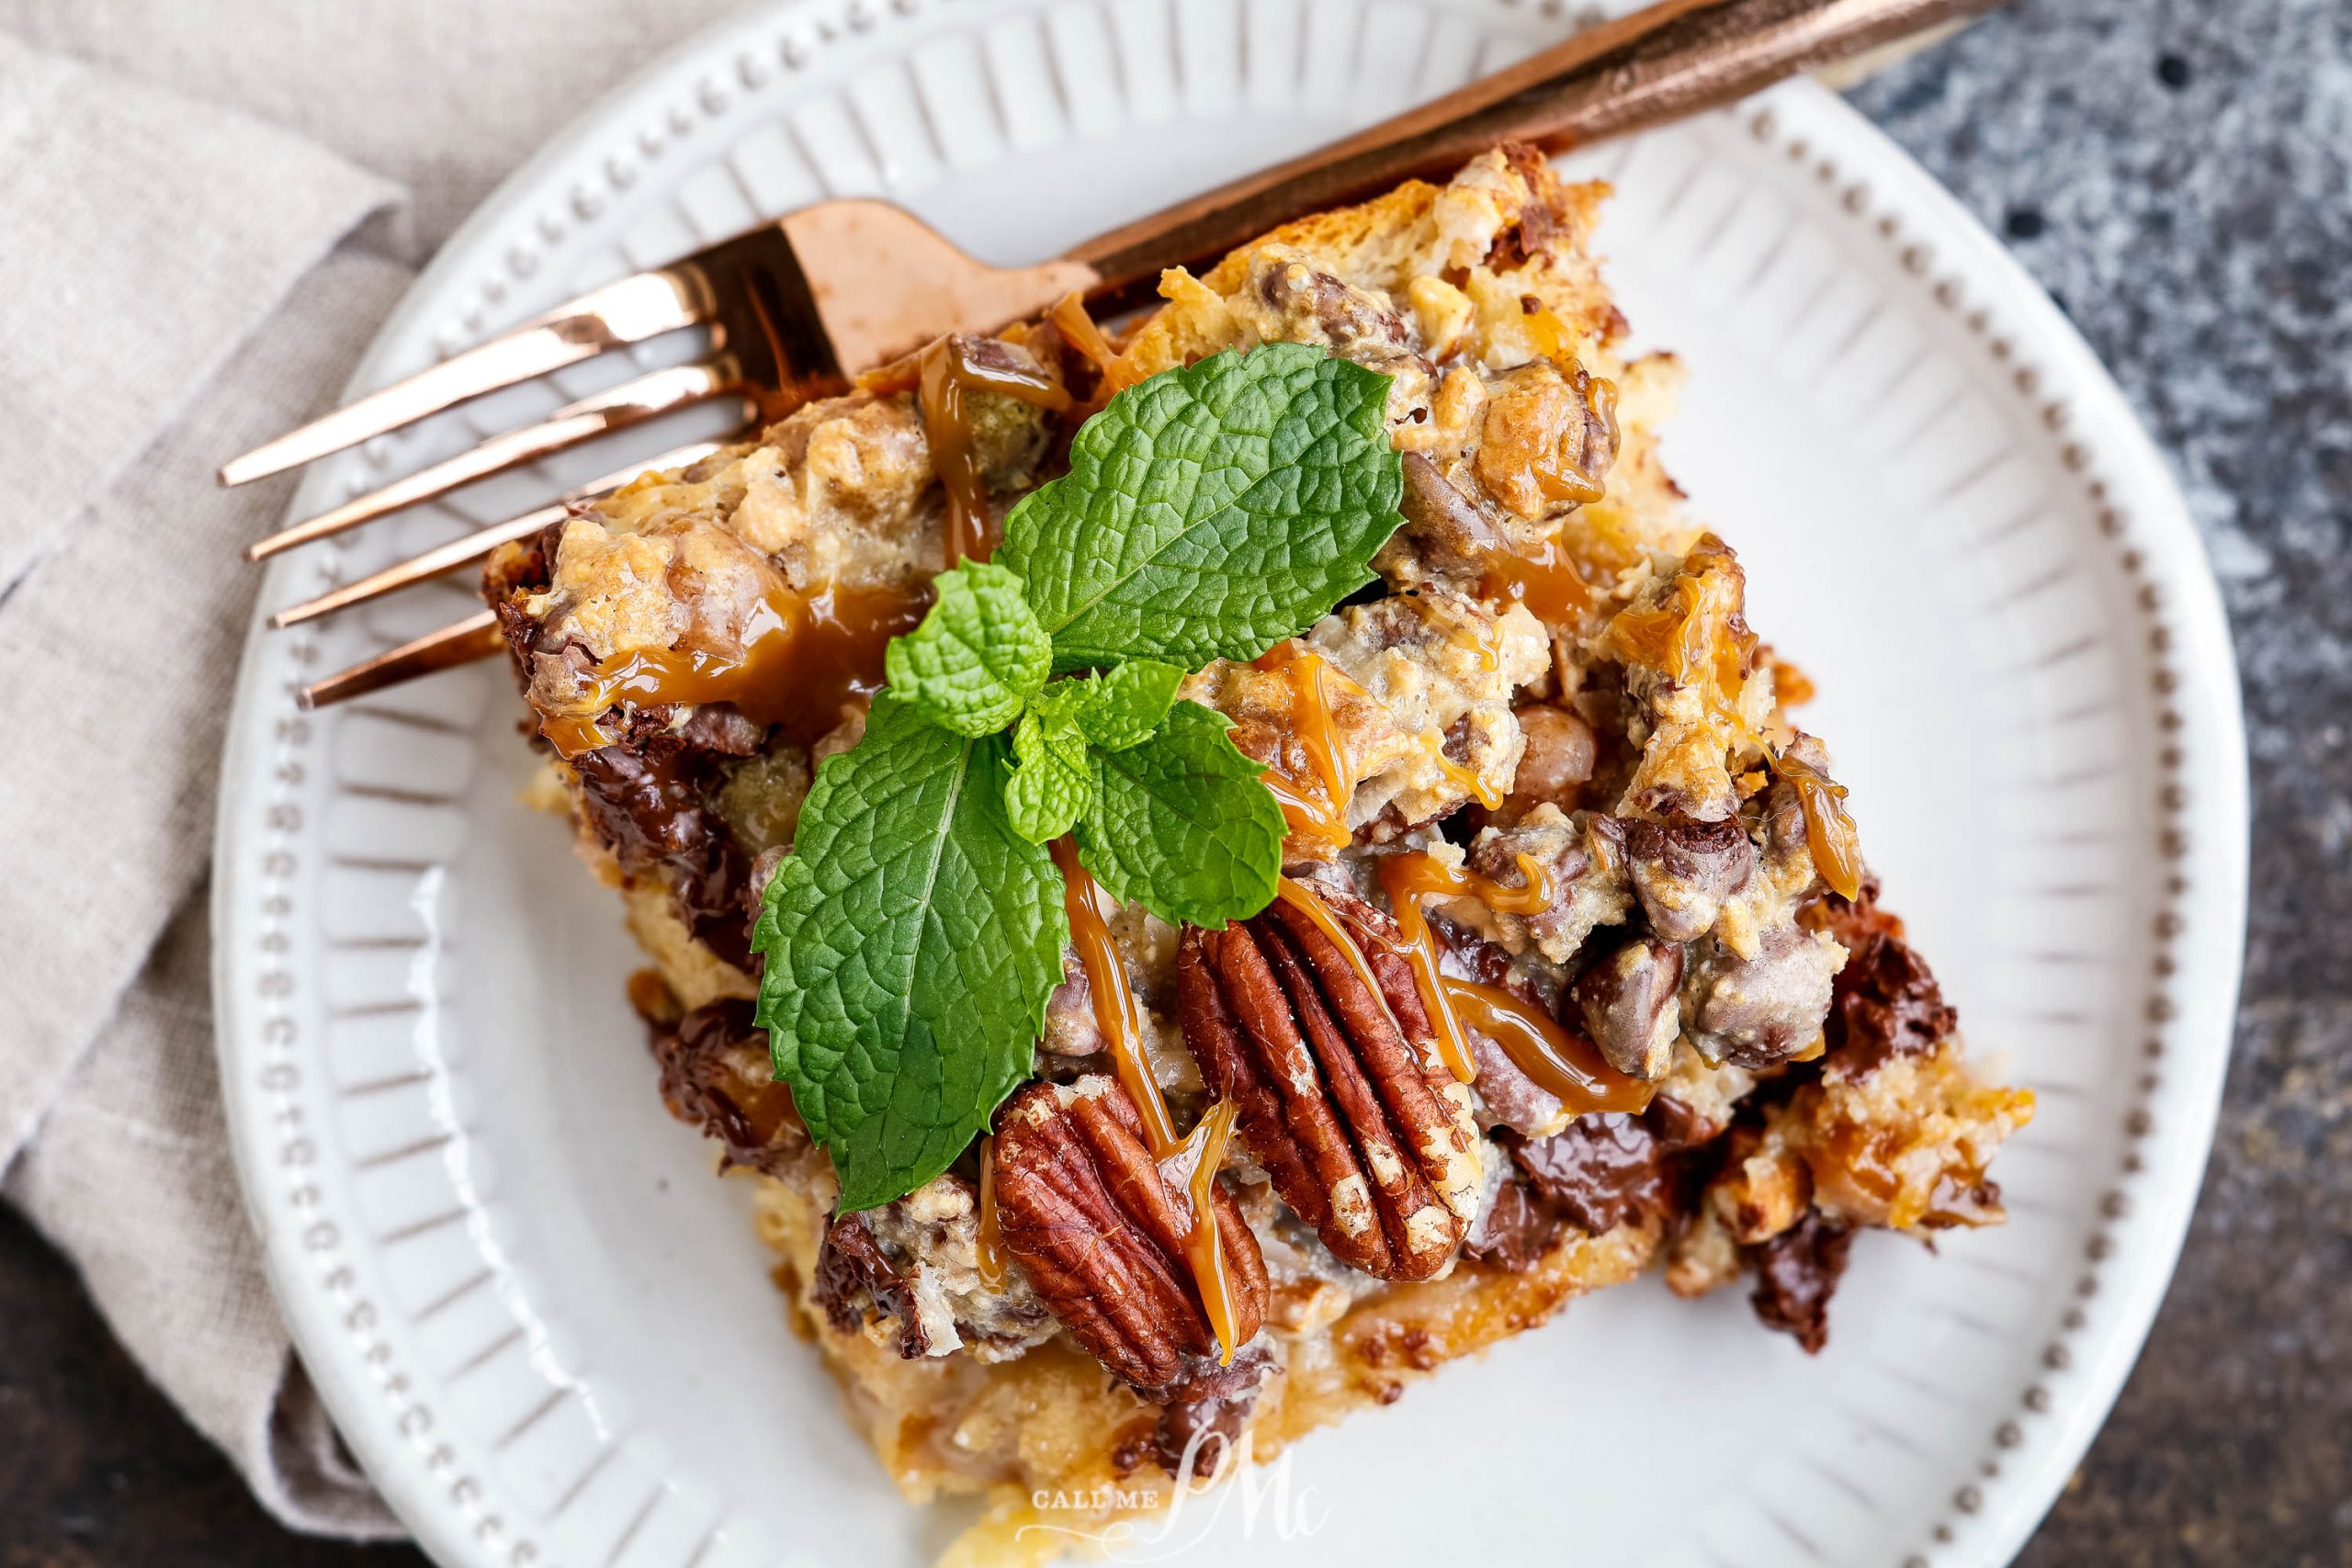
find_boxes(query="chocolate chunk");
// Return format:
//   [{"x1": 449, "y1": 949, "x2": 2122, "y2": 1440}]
[
  {"x1": 1510, "y1": 1112, "x2": 1669, "y2": 1236},
  {"x1": 1139, "y1": 1346, "x2": 1274, "y2": 1479},
  {"x1": 1570, "y1": 935, "x2": 1685, "y2": 1079},
  {"x1": 1815, "y1": 881, "x2": 1959, "y2": 1080},
  {"x1": 1619, "y1": 813, "x2": 1754, "y2": 942},
  {"x1": 570, "y1": 742, "x2": 754, "y2": 967},
  {"x1": 486, "y1": 524, "x2": 767, "y2": 965},
  {"x1": 1748, "y1": 1212, "x2": 1853, "y2": 1354},
  {"x1": 1642, "y1": 1092, "x2": 1711, "y2": 1150},
  {"x1": 1463, "y1": 1176, "x2": 1564, "y2": 1271},
  {"x1": 812, "y1": 1213, "x2": 928, "y2": 1358},
  {"x1": 648, "y1": 1000, "x2": 800, "y2": 1173}
]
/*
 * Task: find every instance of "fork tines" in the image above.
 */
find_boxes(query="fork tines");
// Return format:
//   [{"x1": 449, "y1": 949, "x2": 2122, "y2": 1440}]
[
  {"x1": 232, "y1": 202, "x2": 1092, "y2": 710},
  {"x1": 220, "y1": 267, "x2": 711, "y2": 488},
  {"x1": 224, "y1": 229, "x2": 818, "y2": 711},
  {"x1": 299, "y1": 611, "x2": 508, "y2": 712},
  {"x1": 269, "y1": 438, "x2": 730, "y2": 631}
]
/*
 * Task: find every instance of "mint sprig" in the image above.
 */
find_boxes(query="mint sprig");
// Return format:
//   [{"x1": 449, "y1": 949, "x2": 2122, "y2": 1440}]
[
  {"x1": 881, "y1": 562, "x2": 1050, "y2": 736},
  {"x1": 754, "y1": 346, "x2": 1405, "y2": 1209},
  {"x1": 998, "y1": 342, "x2": 1405, "y2": 671},
  {"x1": 1078, "y1": 700, "x2": 1286, "y2": 929},
  {"x1": 752, "y1": 697, "x2": 1066, "y2": 1211}
]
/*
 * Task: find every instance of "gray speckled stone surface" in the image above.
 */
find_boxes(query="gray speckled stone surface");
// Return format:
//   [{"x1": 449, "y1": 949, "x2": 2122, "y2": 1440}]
[
  {"x1": 1853, "y1": 1, "x2": 2352, "y2": 1562},
  {"x1": 0, "y1": 5, "x2": 2343, "y2": 1564}
]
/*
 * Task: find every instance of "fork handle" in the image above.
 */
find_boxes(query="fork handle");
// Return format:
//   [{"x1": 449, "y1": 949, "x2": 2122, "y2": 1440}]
[{"x1": 1064, "y1": 0, "x2": 1996, "y2": 303}]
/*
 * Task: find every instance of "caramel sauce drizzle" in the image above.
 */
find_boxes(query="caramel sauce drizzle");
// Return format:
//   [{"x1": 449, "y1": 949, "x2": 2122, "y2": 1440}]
[
  {"x1": 1480, "y1": 525, "x2": 1593, "y2": 626},
  {"x1": 1376, "y1": 852, "x2": 1536, "y2": 1083},
  {"x1": 1419, "y1": 734, "x2": 1505, "y2": 811},
  {"x1": 1445, "y1": 979, "x2": 1652, "y2": 1114},
  {"x1": 1371, "y1": 851, "x2": 1650, "y2": 1115},
  {"x1": 1476, "y1": 324, "x2": 1611, "y2": 630},
  {"x1": 542, "y1": 581, "x2": 926, "y2": 759},
  {"x1": 1251, "y1": 641, "x2": 1357, "y2": 852},
  {"x1": 1048, "y1": 837, "x2": 1245, "y2": 1360},
  {"x1": 1050, "y1": 837, "x2": 1179, "y2": 1157},
  {"x1": 1522, "y1": 301, "x2": 1581, "y2": 368},
  {"x1": 1600, "y1": 536, "x2": 1757, "y2": 734},
  {"x1": 863, "y1": 335, "x2": 1073, "y2": 569},
  {"x1": 1046, "y1": 292, "x2": 1147, "y2": 400},
  {"x1": 1174, "y1": 1099, "x2": 1244, "y2": 1365},
  {"x1": 975, "y1": 1133, "x2": 1006, "y2": 1288},
  {"x1": 1776, "y1": 748, "x2": 1865, "y2": 902}
]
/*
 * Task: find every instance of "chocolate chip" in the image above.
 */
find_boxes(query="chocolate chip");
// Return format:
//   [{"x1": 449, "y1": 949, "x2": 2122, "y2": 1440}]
[
  {"x1": 1510, "y1": 1113, "x2": 1670, "y2": 1236},
  {"x1": 1618, "y1": 813, "x2": 1754, "y2": 942},
  {"x1": 1749, "y1": 1213, "x2": 1853, "y2": 1354},
  {"x1": 812, "y1": 1212, "x2": 929, "y2": 1359},
  {"x1": 1463, "y1": 1176, "x2": 1563, "y2": 1271},
  {"x1": 1570, "y1": 935, "x2": 1685, "y2": 1080}
]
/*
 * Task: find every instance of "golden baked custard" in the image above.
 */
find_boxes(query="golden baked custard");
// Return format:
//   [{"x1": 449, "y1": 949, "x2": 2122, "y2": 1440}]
[{"x1": 483, "y1": 145, "x2": 2031, "y2": 1564}]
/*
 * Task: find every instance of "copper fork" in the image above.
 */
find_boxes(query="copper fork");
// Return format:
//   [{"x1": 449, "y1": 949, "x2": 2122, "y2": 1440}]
[{"x1": 227, "y1": 0, "x2": 1996, "y2": 710}]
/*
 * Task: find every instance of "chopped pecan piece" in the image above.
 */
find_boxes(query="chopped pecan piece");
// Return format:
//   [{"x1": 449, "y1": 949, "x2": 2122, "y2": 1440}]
[
  {"x1": 1175, "y1": 897, "x2": 1482, "y2": 1280},
  {"x1": 990, "y1": 1077, "x2": 1268, "y2": 1395}
]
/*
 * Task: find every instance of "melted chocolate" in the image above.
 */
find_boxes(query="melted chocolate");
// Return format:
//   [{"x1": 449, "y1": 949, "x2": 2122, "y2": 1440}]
[
  {"x1": 647, "y1": 1000, "x2": 799, "y2": 1173},
  {"x1": 1114, "y1": 1346, "x2": 1273, "y2": 1479},
  {"x1": 1462, "y1": 1177, "x2": 1559, "y2": 1273},
  {"x1": 570, "y1": 743, "x2": 754, "y2": 967},
  {"x1": 812, "y1": 1213, "x2": 928, "y2": 1359},
  {"x1": 1510, "y1": 1111, "x2": 1673, "y2": 1236},
  {"x1": 1473, "y1": 1095, "x2": 1707, "y2": 1269},
  {"x1": 1748, "y1": 1212, "x2": 1853, "y2": 1355},
  {"x1": 1815, "y1": 879, "x2": 1958, "y2": 1080}
]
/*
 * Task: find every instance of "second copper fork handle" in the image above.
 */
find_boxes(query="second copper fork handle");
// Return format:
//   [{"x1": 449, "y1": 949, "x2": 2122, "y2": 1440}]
[{"x1": 1064, "y1": 0, "x2": 1996, "y2": 307}]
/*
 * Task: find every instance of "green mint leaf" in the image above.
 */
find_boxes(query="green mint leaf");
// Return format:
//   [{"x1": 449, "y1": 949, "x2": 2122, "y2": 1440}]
[
  {"x1": 752, "y1": 695, "x2": 1066, "y2": 1209},
  {"x1": 997, "y1": 344, "x2": 1405, "y2": 671},
  {"x1": 1066, "y1": 660, "x2": 1185, "y2": 750},
  {"x1": 1003, "y1": 706, "x2": 1092, "y2": 844},
  {"x1": 881, "y1": 561, "x2": 1051, "y2": 736},
  {"x1": 1076, "y1": 700, "x2": 1285, "y2": 929}
]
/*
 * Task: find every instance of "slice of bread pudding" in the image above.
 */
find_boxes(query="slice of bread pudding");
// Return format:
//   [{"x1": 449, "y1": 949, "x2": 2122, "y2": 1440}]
[{"x1": 484, "y1": 145, "x2": 2030, "y2": 1564}]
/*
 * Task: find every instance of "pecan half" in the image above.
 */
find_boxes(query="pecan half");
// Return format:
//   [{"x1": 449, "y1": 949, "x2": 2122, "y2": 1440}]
[
  {"x1": 991, "y1": 1076, "x2": 1268, "y2": 1395},
  {"x1": 1176, "y1": 896, "x2": 1482, "y2": 1280}
]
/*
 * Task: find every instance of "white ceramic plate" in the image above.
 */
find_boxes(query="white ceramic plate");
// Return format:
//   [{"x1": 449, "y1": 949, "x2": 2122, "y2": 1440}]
[{"x1": 212, "y1": 3, "x2": 2248, "y2": 1565}]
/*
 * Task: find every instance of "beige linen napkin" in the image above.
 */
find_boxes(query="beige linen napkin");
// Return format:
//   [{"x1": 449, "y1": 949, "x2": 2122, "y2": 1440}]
[{"x1": 0, "y1": 0, "x2": 738, "y2": 1536}]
